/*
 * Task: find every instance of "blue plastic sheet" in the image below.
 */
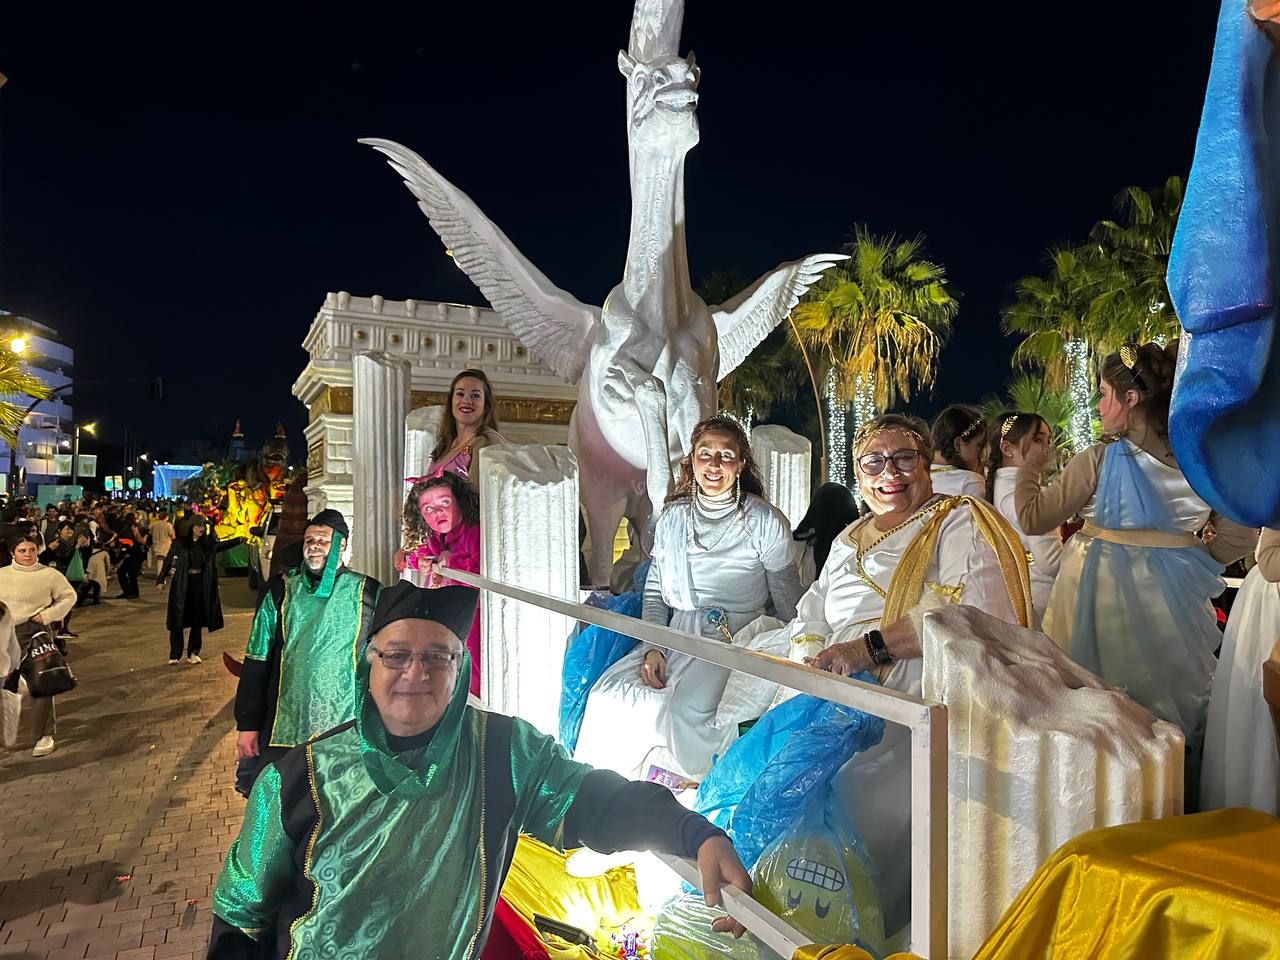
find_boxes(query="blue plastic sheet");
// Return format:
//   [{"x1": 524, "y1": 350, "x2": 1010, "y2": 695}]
[
  {"x1": 558, "y1": 562, "x2": 650, "y2": 752},
  {"x1": 694, "y1": 690, "x2": 885, "y2": 870}
]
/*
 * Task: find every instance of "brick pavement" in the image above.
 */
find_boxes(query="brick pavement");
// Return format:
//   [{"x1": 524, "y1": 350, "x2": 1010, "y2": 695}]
[{"x1": 0, "y1": 578, "x2": 258, "y2": 960}]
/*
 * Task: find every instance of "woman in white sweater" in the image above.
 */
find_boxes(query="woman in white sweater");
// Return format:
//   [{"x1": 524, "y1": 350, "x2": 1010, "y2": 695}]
[{"x1": 0, "y1": 534, "x2": 77, "y2": 757}]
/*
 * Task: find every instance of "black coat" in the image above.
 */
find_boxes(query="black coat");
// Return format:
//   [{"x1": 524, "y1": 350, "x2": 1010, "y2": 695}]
[{"x1": 158, "y1": 535, "x2": 226, "y2": 632}]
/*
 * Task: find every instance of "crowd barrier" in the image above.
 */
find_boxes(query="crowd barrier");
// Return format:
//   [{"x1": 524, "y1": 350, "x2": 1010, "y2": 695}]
[{"x1": 441, "y1": 567, "x2": 949, "y2": 959}]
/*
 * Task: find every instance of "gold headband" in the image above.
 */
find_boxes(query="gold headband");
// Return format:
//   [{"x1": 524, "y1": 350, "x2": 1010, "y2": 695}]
[
  {"x1": 1000, "y1": 414, "x2": 1019, "y2": 439},
  {"x1": 958, "y1": 417, "x2": 985, "y2": 442},
  {"x1": 853, "y1": 424, "x2": 929, "y2": 458},
  {"x1": 1120, "y1": 345, "x2": 1138, "y2": 369}
]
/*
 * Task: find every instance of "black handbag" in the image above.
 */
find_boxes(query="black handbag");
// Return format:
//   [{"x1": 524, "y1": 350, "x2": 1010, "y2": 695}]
[{"x1": 20, "y1": 628, "x2": 77, "y2": 697}]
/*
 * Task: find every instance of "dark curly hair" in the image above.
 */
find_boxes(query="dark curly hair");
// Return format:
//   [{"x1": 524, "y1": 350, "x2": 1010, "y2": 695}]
[
  {"x1": 930, "y1": 404, "x2": 987, "y2": 469},
  {"x1": 983, "y1": 411, "x2": 1049, "y2": 502},
  {"x1": 402, "y1": 471, "x2": 480, "y2": 548},
  {"x1": 667, "y1": 414, "x2": 765, "y2": 503},
  {"x1": 1100, "y1": 340, "x2": 1179, "y2": 439}
]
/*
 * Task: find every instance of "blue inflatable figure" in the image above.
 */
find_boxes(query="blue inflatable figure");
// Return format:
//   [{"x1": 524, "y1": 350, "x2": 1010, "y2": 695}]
[
  {"x1": 1168, "y1": 0, "x2": 1280, "y2": 526},
  {"x1": 558, "y1": 562, "x2": 649, "y2": 752}
]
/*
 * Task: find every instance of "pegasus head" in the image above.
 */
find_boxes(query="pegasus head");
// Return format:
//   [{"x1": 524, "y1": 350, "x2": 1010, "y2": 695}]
[
  {"x1": 619, "y1": 0, "x2": 699, "y2": 152},
  {"x1": 617, "y1": 52, "x2": 700, "y2": 149}
]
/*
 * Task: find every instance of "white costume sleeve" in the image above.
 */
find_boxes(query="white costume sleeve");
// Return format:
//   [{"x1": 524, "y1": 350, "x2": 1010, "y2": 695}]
[{"x1": 934, "y1": 508, "x2": 1018, "y2": 624}]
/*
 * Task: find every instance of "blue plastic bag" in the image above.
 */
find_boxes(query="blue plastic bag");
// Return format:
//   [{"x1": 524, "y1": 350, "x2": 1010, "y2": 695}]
[
  {"x1": 558, "y1": 564, "x2": 650, "y2": 752},
  {"x1": 694, "y1": 689, "x2": 885, "y2": 870}
]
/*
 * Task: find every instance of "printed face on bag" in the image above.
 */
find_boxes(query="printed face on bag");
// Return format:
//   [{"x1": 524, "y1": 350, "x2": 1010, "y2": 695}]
[
  {"x1": 12, "y1": 541, "x2": 39, "y2": 567},
  {"x1": 302, "y1": 524, "x2": 334, "y2": 573},
  {"x1": 418, "y1": 488, "x2": 461, "y2": 537},
  {"x1": 693, "y1": 429, "x2": 742, "y2": 496}
]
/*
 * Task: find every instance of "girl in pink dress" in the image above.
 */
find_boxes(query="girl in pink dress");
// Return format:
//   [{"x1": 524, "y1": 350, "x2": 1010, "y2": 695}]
[{"x1": 395, "y1": 471, "x2": 484, "y2": 695}]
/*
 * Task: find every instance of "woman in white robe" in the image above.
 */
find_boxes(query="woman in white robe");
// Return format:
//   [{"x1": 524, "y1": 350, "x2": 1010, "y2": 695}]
[
  {"x1": 1201, "y1": 528, "x2": 1280, "y2": 814},
  {"x1": 1014, "y1": 343, "x2": 1256, "y2": 802},
  {"x1": 985, "y1": 412, "x2": 1062, "y2": 624},
  {"x1": 928, "y1": 404, "x2": 987, "y2": 499},
  {"x1": 787, "y1": 413, "x2": 1033, "y2": 934},
  {"x1": 574, "y1": 415, "x2": 803, "y2": 783}
]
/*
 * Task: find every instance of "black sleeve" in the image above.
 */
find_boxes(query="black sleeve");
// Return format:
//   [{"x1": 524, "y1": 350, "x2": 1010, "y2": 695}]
[
  {"x1": 234, "y1": 578, "x2": 286, "y2": 733},
  {"x1": 562, "y1": 769, "x2": 728, "y2": 859},
  {"x1": 206, "y1": 918, "x2": 265, "y2": 960},
  {"x1": 157, "y1": 548, "x2": 177, "y2": 585}
]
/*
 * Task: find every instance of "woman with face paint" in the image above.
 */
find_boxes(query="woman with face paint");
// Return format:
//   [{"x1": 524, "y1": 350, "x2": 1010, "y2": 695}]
[
  {"x1": 396, "y1": 471, "x2": 483, "y2": 696},
  {"x1": 1014, "y1": 341, "x2": 1258, "y2": 805}
]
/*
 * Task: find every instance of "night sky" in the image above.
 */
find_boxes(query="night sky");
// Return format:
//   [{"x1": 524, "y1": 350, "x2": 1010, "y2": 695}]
[{"x1": 0, "y1": 3, "x2": 1221, "y2": 465}]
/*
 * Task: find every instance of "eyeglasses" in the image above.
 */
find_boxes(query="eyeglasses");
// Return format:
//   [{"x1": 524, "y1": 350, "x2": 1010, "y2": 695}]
[
  {"x1": 368, "y1": 646, "x2": 461, "y2": 671},
  {"x1": 855, "y1": 449, "x2": 922, "y2": 476}
]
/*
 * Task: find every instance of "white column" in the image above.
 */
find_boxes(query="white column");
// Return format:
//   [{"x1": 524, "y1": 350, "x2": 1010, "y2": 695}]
[
  {"x1": 751, "y1": 424, "x2": 812, "y2": 528},
  {"x1": 478, "y1": 444, "x2": 578, "y2": 735},
  {"x1": 404, "y1": 405, "x2": 444, "y2": 486},
  {"x1": 920, "y1": 605, "x2": 1184, "y2": 959},
  {"x1": 352, "y1": 352, "x2": 410, "y2": 585}
]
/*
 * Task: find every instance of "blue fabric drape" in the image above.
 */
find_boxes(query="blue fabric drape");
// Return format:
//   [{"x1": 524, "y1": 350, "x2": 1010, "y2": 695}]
[{"x1": 1069, "y1": 443, "x2": 1225, "y2": 745}]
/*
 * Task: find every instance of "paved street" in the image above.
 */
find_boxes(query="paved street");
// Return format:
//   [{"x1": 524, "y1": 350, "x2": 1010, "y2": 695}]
[{"x1": 0, "y1": 575, "x2": 258, "y2": 960}]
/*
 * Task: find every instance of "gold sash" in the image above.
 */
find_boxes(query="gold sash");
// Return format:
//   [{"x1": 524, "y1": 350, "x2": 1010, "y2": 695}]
[
  {"x1": 882, "y1": 495, "x2": 1035, "y2": 630},
  {"x1": 1079, "y1": 521, "x2": 1199, "y2": 549}
]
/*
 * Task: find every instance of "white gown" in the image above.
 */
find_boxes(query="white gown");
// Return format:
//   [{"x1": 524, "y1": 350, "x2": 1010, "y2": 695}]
[
  {"x1": 929, "y1": 463, "x2": 985, "y2": 499},
  {"x1": 993, "y1": 466, "x2": 1062, "y2": 624},
  {"x1": 784, "y1": 495, "x2": 1018, "y2": 934},
  {"x1": 1200, "y1": 563, "x2": 1280, "y2": 814},
  {"x1": 574, "y1": 495, "x2": 795, "y2": 781}
]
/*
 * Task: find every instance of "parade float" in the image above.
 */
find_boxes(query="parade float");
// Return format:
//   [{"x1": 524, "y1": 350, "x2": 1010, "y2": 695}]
[{"x1": 303, "y1": 0, "x2": 1280, "y2": 956}]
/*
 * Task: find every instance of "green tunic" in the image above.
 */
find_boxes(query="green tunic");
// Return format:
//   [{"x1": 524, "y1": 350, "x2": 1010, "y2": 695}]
[
  {"x1": 212, "y1": 654, "x2": 591, "y2": 960},
  {"x1": 239, "y1": 565, "x2": 378, "y2": 748}
]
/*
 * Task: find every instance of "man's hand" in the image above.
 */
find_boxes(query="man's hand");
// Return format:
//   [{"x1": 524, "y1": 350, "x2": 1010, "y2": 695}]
[
  {"x1": 697, "y1": 835, "x2": 753, "y2": 939},
  {"x1": 236, "y1": 731, "x2": 261, "y2": 760},
  {"x1": 808, "y1": 640, "x2": 869, "y2": 677},
  {"x1": 639, "y1": 650, "x2": 667, "y2": 689}
]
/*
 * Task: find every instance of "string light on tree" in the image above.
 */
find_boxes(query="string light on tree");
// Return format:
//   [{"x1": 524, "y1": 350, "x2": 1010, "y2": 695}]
[
  {"x1": 852, "y1": 373, "x2": 876, "y2": 435},
  {"x1": 825, "y1": 369, "x2": 847, "y2": 486},
  {"x1": 1065, "y1": 339, "x2": 1092, "y2": 452}
]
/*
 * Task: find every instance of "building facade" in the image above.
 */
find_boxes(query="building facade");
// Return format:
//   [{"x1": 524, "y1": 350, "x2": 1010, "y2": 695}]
[
  {"x1": 293, "y1": 292, "x2": 577, "y2": 521},
  {"x1": 0, "y1": 312, "x2": 75, "y2": 494}
]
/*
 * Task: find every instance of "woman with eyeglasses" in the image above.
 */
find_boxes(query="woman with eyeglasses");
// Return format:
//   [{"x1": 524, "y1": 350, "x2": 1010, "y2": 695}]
[
  {"x1": 782, "y1": 413, "x2": 1034, "y2": 931},
  {"x1": 1014, "y1": 341, "x2": 1256, "y2": 805},
  {"x1": 929, "y1": 404, "x2": 988, "y2": 499},
  {"x1": 574, "y1": 415, "x2": 803, "y2": 783}
]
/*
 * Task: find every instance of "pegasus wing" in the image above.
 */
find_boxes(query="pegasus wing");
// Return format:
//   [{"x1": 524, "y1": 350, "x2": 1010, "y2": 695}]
[
  {"x1": 710, "y1": 253, "x2": 848, "y2": 381},
  {"x1": 361, "y1": 138, "x2": 599, "y2": 383}
]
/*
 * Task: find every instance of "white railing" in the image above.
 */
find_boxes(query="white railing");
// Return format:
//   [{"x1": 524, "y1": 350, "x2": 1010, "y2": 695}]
[{"x1": 443, "y1": 567, "x2": 948, "y2": 960}]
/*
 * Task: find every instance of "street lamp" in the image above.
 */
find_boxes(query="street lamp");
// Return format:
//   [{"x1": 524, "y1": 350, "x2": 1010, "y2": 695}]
[{"x1": 72, "y1": 421, "x2": 96, "y2": 487}]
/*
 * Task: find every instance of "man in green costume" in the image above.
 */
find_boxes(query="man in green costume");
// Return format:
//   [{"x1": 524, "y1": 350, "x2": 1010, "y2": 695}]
[
  {"x1": 209, "y1": 582, "x2": 753, "y2": 959},
  {"x1": 233, "y1": 509, "x2": 379, "y2": 796}
]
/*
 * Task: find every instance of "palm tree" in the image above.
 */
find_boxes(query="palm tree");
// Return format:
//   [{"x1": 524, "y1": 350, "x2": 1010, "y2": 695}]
[
  {"x1": 1002, "y1": 246, "x2": 1100, "y2": 452},
  {"x1": 1085, "y1": 176, "x2": 1184, "y2": 350},
  {"x1": 0, "y1": 347, "x2": 51, "y2": 449},
  {"x1": 790, "y1": 226, "x2": 957, "y2": 483}
]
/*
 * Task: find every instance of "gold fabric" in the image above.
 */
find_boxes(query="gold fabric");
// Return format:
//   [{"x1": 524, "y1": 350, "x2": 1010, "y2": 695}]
[
  {"x1": 791, "y1": 947, "x2": 921, "y2": 960},
  {"x1": 884, "y1": 495, "x2": 1036, "y2": 630},
  {"x1": 499, "y1": 836, "x2": 652, "y2": 957},
  {"x1": 1080, "y1": 521, "x2": 1200, "y2": 550},
  {"x1": 972, "y1": 809, "x2": 1280, "y2": 960}
]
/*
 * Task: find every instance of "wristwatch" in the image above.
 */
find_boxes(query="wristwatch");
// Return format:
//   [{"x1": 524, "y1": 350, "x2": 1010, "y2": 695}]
[{"x1": 863, "y1": 629, "x2": 893, "y2": 667}]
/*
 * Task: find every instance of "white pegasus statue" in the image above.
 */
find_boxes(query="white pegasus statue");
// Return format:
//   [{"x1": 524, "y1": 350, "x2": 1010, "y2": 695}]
[{"x1": 363, "y1": 0, "x2": 844, "y2": 584}]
